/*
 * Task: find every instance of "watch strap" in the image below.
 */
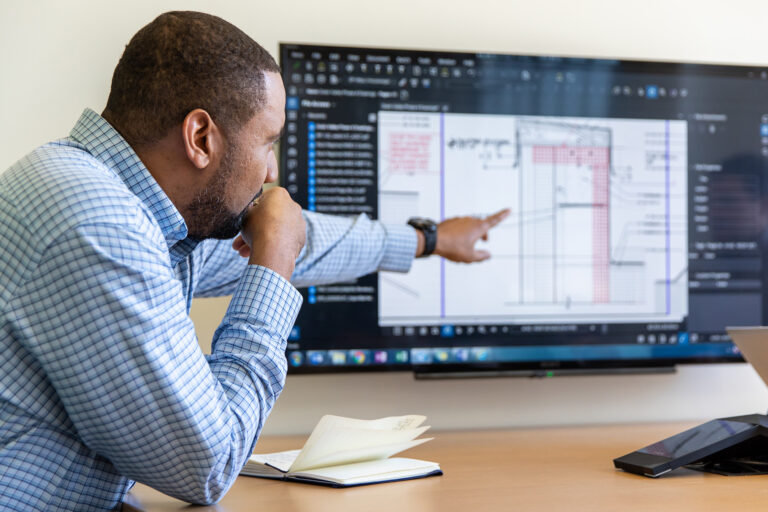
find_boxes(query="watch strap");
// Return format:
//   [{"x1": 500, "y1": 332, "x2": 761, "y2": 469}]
[{"x1": 407, "y1": 217, "x2": 438, "y2": 257}]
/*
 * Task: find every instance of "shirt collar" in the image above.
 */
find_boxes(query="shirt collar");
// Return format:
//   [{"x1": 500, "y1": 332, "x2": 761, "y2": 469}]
[{"x1": 69, "y1": 108, "x2": 190, "y2": 250}]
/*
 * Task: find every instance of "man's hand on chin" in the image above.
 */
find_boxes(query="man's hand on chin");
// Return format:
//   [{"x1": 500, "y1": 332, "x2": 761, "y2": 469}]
[{"x1": 235, "y1": 187, "x2": 306, "y2": 281}]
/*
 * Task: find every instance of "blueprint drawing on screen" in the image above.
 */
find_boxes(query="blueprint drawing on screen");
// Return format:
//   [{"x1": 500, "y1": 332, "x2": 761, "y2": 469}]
[{"x1": 377, "y1": 111, "x2": 688, "y2": 326}]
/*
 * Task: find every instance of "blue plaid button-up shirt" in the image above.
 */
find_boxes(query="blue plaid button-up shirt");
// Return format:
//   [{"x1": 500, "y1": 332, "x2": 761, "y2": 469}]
[{"x1": 0, "y1": 109, "x2": 415, "y2": 510}]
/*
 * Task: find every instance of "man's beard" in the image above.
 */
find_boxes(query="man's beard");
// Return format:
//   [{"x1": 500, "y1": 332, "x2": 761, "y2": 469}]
[{"x1": 186, "y1": 150, "x2": 251, "y2": 240}]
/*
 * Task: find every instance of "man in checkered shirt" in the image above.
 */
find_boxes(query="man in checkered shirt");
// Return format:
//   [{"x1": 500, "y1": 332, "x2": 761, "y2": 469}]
[{"x1": 0, "y1": 11, "x2": 507, "y2": 511}]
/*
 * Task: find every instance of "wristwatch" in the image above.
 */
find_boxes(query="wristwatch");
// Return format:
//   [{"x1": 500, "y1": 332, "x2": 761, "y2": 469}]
[{"x1": 407, "y1": 217, "x2": 438, "y2": 257}]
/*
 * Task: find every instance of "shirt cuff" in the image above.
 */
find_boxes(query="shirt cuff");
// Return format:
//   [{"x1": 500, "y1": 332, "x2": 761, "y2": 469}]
[
  {"x1": 379, "y1": 224, "x2": 418, "y2": 273},
  {"x1": 223, "y1": 265, "x2": 303, "y2": 344}
]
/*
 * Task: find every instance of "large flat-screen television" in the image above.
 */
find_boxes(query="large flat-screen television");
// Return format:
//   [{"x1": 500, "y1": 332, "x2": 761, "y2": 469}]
[{"x1": 279, "y1": 43, "x2": 768, "y2": 376}]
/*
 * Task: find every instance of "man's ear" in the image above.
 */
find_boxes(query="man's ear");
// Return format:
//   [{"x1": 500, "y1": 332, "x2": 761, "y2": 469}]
[{"x1": 181, "y1": 109, "x2": 223, "y2": 169}]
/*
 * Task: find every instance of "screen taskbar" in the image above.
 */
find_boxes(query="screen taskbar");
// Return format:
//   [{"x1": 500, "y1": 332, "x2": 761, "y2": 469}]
[{"x1": 286, "y1": 342, "x2": 741, "y2": 370}]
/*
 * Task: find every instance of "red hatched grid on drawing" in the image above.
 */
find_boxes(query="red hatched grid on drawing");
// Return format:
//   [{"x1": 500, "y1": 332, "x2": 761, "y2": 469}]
[
  {"x1": 532, "y1": 144, "x2": 611, "y2": 303},
  {"x1": 531, "y1": 145, "x2": 610, "y2": 167},
  {"x1": 592, "y1": 162, "x2": 610, "y2": 303},
  {"x1": 384, "y1": 132, "x2": 437, "y2": 174}
]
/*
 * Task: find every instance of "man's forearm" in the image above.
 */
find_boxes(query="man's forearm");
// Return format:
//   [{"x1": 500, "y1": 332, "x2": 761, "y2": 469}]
[{"x1": 291, "y1": 211, "x2": 417, "y2": 287}]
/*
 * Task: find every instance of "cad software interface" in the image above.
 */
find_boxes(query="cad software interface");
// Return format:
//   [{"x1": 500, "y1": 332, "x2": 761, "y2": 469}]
[{"x1": 279, "y1": 44, "x2": 768, "y2": 371}]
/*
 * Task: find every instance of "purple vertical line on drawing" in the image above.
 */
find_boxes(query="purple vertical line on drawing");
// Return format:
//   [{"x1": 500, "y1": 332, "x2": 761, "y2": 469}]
[
  {"x1": 440, "y1": 112, "x2": 446, "y2": 318},
  {"x1": 519, "y1": 140, "x2": 524, "y2": 304},
  {"x1": 665, "y1": 120, "x2": 671, "y2": 315},
  {"x1": 552, "y1": 158, "x2": 557, "y2": 302}
]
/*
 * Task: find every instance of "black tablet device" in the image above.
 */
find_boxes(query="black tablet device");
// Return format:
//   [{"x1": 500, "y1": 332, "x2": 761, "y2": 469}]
[{"x1": 614, "y1": 414, "x2": 768, "y2": 477}]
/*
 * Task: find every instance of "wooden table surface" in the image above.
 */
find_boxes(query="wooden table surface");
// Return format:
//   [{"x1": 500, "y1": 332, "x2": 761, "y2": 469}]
[{"x1": 124, "y1": 422, "x2": 768, "y2": 511}]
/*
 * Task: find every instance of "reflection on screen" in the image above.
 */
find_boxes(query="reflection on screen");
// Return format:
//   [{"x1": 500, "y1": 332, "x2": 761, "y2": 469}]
[{"x1": 638, "y1": 420, "x2": 754, "y2": 459}]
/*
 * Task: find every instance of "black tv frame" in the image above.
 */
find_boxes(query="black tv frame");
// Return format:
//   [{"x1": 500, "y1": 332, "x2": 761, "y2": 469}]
[{"x1": 279, "y1": 42, "x2": 765, "y2": 376}]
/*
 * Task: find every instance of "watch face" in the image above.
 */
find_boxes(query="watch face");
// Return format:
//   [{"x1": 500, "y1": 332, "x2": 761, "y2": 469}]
[
  {"x1": 408, "y1": 218, "x2": 436, "y2": 231},
  {"x1": 408, "y1": 218, "x2": 438, "y2": 257}
]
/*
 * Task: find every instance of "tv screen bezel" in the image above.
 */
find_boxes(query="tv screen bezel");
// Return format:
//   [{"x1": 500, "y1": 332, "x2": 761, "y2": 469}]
[{"x1": 278, "y1": 42, "x2": 755, "y2": 376}]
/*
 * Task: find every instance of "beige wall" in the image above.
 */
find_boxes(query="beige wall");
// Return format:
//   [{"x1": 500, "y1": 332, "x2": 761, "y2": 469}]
[{"x1": 4, "y1": 0, "x2": 768, "y2": 435}]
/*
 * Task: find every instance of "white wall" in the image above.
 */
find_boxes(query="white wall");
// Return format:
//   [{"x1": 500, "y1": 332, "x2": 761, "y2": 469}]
[{"x1": 3, "y1": 0, "x2": 768, "y2": 435}]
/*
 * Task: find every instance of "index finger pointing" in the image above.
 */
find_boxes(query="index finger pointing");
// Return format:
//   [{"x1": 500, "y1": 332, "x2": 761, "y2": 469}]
[{"x1": 484, "y1": 208, "x2": 511, "y2": 228}]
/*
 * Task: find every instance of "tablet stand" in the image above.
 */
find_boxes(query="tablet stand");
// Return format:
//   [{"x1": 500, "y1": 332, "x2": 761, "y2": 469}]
[{"x1": 685, "y1": 431, "x2": 768, "y2": 475}]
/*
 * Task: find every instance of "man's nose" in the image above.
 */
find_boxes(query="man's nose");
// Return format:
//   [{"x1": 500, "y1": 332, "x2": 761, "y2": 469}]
[{"x1": 265, "y1": 152, "x2": 278, "y2": 183}]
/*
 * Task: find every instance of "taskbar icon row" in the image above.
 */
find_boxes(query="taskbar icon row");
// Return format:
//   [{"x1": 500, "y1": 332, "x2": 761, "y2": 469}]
[
  {"x1": 388, "y1": 324, "x2": 510, "y2": 337},
  {"x1": 289, "y1": 348, "x2": 410, "y2": 368},
  {"x1": 287, "y1": 347, "x2": 494, "y2": 368}
]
